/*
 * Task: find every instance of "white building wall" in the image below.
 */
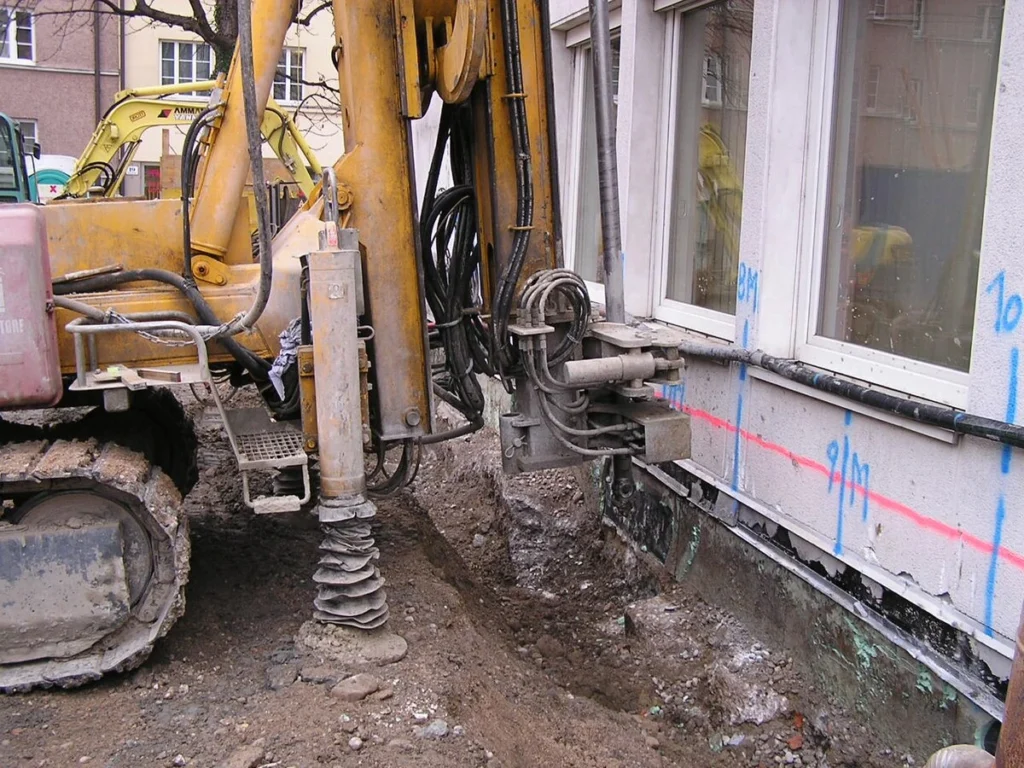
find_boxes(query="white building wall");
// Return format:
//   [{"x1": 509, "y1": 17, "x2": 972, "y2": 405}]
[{"x1": 526, "y1": 0, "x2": 1024, "y2": 685}]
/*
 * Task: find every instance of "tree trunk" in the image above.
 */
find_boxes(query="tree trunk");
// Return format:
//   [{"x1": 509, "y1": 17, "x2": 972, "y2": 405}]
[{"x1": 212, "y1": 0, "x2": 239, "y2": 74}]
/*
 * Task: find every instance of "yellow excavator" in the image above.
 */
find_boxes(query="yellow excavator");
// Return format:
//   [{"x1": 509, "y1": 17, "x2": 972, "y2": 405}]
[
  {"x1": 0, "y1": 0, "x2": 689, "y2": 691},
  {"x1": 59, "y1": 79, "x2": 322, "y2": 200}
]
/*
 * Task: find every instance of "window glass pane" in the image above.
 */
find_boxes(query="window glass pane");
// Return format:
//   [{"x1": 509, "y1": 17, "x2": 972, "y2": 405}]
[
  {"x1": 274, "y1": 58, "x2": 288, "y2": 101},
  {"x1": 0, "y1": 119, "x2": 16, "y2": 190},
  {"x1": 818, "y1": 0, "x2": 1002, "y2": 372},
  {"x1": 291, "y1": 49, "x2": 304, "y2": 101},
  {"x1": 665, "y1": 0, "x2": 753, "y2": 314},
  {"x1": 17, "y1": 120, "x2": 36, "y2": 144},
  {"x1": 179, "y1": 43, "x2": 194, "y2": 82},
  {"x1": 196, "y1": 44, "x2": 211, "y2": 81},
  {"x1": 15, "y1": 13, "x2": 31, "y2": 60},
  {"x1": 1, "y1": 10, "x2": 12, "y2": 59},
  {"x1": 574, "y1": 36, "x2": 621, "y2": 284}
]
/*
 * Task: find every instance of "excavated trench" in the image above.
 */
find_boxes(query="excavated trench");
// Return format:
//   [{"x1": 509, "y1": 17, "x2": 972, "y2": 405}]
[{"x1": 0, "y1": 396, "x2": 913, "y2": 767}]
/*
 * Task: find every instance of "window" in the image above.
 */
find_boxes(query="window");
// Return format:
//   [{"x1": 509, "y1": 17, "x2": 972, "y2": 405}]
[
  {"x1": 871, "y1": 0, "x2": 887, "y2": 19},
  {"x1": 0, "y1": 8, "x2": 34, "y2": 63},
  {"x1": 143, "y1": 165, "x2": 161, "y2": 200},
  {"x1": 160, "y1": 41, "x2": 213, "y2": 95},
  {"x1": 15, "y1": 119, "x2": 36, "y2": 146},
  {"x1": 807, "y1": 0, "x2": 1003, "y2": 401},
  {"x1": 904, "y1": 78, "x2": 921, "y2": 123},
  {"x1": 656, "y1": 0, "x2": 753, "y2": 336},
  {"x1": 913, "y1": 0, "x2": 925, "y2": 37},
  {"x1": 702, "y1": 55, "x2": 723, "y2": 107},
  {"x1": 274, "y1": 48, "x2": 305, "y2": 104},
  {"x1": 975, "y1": 6, "x2": 1002, "y2": 42},
  {"x1": 966, "y1": 86, "x2": 982, "y2": 126},
  {"x1": 569, "y1": 35, "x2": 621, "y2": 288},
  {"x1": 865, "y1": 65, "x2": 880, "y2": 112}
]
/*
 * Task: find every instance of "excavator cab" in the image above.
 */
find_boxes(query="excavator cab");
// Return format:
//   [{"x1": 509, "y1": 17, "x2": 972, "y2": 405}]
[{"x1": 0, "y1": 114, "x2": 37, "y2": 204}]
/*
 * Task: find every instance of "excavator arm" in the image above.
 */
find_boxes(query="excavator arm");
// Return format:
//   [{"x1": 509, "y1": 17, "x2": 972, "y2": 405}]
[{"x1": 62, "y1": 80, "x2": 322, "y2": 199}]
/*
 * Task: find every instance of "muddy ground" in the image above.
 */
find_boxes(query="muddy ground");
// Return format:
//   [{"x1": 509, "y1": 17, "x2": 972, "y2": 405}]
[{"x1": 0, "y1": 397, "x2": 917, "y2": 768}]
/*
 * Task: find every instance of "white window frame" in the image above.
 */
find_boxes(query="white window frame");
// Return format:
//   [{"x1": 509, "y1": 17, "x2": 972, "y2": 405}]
[
  {"x1": 0, "y1": 8, "x2": 34, "y2": 64},
  {"x1": 913, "y1": 0, "x2": 925, "y2": 37},
  {"x1": 649, "y1": 4, "x2": 747, "y2": 341},
  {"x1": 871, "y1": 0, "x2": 887, "y2": 20},
  {"x1": 160, "y1": 40, "x2": 213, "y2": 97},
  {"x1": 562, "y1": 9, "x2": 623, "y2": 309},
  {"x1": 274, "y1": 47, "x2": 306, "y2": 106},
  {"x1": 794, "y1": 0, "x2": 976, "y2": 408}
]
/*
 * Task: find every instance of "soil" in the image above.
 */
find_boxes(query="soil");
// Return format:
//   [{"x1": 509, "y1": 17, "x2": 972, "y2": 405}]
[{"x1": 0, "y1": 397, "x2": 916, "y2": 768}]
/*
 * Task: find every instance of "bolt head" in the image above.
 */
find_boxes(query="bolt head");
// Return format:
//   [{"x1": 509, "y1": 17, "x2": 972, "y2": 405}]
[{"x1": 404, "y1": 408, "x2": 422, "y2": 427}]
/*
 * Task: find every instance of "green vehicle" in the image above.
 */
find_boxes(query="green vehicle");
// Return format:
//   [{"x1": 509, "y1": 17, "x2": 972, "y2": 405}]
[{"x1": 0, "y1": 113, "x2": 40, "y2": 203}]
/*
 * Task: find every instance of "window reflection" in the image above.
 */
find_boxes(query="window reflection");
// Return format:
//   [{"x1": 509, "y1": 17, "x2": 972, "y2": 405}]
[
  {"x1": 666, "y1": 0, "x2": 753, "y2": 315},
  {"x1": 575, "y1": 36, "x2": 621, "y2": 285},
  {"x1": 819, "y1": 0, "x2": 1002, "y2": 372}
]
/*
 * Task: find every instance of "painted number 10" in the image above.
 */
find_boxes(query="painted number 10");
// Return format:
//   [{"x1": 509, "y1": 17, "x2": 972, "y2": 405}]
[{"x1": 986, "y1": 271, "x2": 1023, "y2": 335}]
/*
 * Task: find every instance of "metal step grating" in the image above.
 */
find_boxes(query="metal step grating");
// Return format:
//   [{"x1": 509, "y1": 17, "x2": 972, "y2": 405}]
[
  {"x1": 237, "y1": 430, "x2": 305, "y2": 464},
  {"x1": 223, "y1": 408, "x2": 307, "y2": 471}
]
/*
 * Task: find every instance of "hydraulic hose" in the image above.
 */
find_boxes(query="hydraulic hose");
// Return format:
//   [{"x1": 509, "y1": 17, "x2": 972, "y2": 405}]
[
  {"x1": 206, "y1": 0, "x2": 274, "y2": 340},
  {"x1": 52, "y1": 269, "x2": 271, "y2": 383},
  {"x1": 54, "y1": 296, "x2": 195, "y2": 325},
  {"x1": 677, "y1": 340, "x2": 1024, "y2": 450}
]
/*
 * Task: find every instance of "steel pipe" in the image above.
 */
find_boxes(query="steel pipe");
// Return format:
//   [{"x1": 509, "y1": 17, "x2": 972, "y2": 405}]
[
  {"x1": 307, "y1": 230, "x2": 366, "y2": 501},
  {"x1": 587, "y1": 0, "x2": 625, "y2": 324}
]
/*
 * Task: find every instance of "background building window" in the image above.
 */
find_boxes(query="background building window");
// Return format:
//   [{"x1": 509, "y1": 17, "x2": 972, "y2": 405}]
[
  {"x1": 966, "y1": 85, "x2": 982, "y2": 126},
  {"x1": 817, "y1": 0, "x2": 1002, "y2": 374},
  {"x1": 702, "y1": 55, "x2": 723, "y2": 106},
  {"x1": 975, "y1": 5, "x2": 1002, "y2": 43},
  {"x1": 572, "y1": 35, "x2": 621, "y2": 286},
  {"x1": 872, "y1": 0, "x2": 887, "y2": 19},
  {"x1": 15, "y1": 119, "x2": 36, "y2": 147},
  {"x1": 161, "y1": 41, "x2": 213, "y2": 95},
  {"x1": 274, "y1": 48, "x2": 305, "y2": 104},
  {"x1": 664, "y1": 0, "x2": 753, "y2": 318},
  {"x1": 865, "y1": 65, "x2": 880, "y2": 111},
  {"x1": 0, "y1": 9, "x2": 34, "y2": 63},
  {"x1": 913, "y1": 0, "x2": 925, "y2": 37},
  {"x1": 143, "y1": 165, "x2": 162, "y2": 200}
]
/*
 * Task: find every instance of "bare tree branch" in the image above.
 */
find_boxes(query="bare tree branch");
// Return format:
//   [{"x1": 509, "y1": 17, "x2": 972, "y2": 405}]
[{"x1": 296, "y1": 2, "x2": 331, "y2": 27}]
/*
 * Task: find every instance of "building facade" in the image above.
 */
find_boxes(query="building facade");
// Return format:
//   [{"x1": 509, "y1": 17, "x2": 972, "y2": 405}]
[
  {"x1": 0, "y1": 1, "x2": 122, "y2": 156},
  {"x1": 121, "y1": 1, "x2": 344, "y2": 198},
  {"x1": 521, "y1": 0, "x2": 1020, "y2": 725}
]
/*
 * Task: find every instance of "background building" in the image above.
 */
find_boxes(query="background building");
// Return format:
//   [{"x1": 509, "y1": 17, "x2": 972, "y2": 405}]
[
  {"x1": 0, "y1": 1, "x2": 122, "y2": 156},
  {"x1": 120, "y1": 1, "x2": 344, "y2": 198}
]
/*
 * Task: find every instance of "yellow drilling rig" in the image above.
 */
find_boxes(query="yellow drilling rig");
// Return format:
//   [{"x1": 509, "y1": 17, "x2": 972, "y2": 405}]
[{"x1": 0, "y1": 0, "x2": 690, "y2": 691}]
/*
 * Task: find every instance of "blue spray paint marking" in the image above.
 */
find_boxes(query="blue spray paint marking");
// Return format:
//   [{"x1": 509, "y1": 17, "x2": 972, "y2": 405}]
[
  {"x1": 986, "y1": 496, "x2": 1007, "y2": 634},
  {"x1": 731, "y1": 320, "x2": 750, "y2": 496},
  {"x1": 985, "y1": 346, "x2": 1019, "y2": 635},
  {"x1": 826, "y1": 411, "x2": 870, "y2": 555},
  {"x1": 737, "y1": 263, "x2": 759, "y2": 312},
  {"x1": 986, "y1": 271, "x2": 1024, "y2": 335}
]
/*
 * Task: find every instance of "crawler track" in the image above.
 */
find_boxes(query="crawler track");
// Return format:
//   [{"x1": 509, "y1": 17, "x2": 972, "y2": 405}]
[{"x1": 0, "y1": 438, "x2": 189, "y2": 692}]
